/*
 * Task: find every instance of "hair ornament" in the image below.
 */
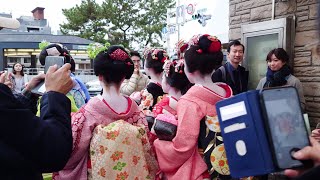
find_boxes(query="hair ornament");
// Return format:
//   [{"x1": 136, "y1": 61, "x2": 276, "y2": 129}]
[
  {"x1": 152, "y1": 48, "x2": 168, "y2": 63},
  {"x1": 205, "y1": 34, "x2": 221, "y2": 53},
  {"x1": 163, "y1": 60, "x2": 172, "y2": 77},
  {"x1": 174, "y1": 59, "x2": 184, "y2": 74},
  {"x1": 176, "y1": 39, "x2": 188, "y2": 59},
  {"x1": 196, "y1": 49, "x2": 203, "y2": 54},
  {"x1": 109, "y1": 48, "x2": 130, "y2": 61},
  {"x1": 143, "y1": 47, "x2": 153, "y2": 60},
  {"x1": 187, "y1": 34, "x2": 202, "y2": 48}
]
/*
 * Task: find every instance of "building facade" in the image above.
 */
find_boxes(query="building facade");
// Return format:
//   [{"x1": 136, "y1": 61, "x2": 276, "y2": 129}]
[
  {"x1": 0, "y1": 7, "x2": 93, "y2": 72},
  {"x1": 229, "y1": 0, "x2": 320, "y2": 128}
]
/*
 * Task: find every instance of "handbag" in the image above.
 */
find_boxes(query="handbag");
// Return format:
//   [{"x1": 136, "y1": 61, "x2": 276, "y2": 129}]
[{"x1": 154, "y1": 113, "x2": 177, "y2": 141}]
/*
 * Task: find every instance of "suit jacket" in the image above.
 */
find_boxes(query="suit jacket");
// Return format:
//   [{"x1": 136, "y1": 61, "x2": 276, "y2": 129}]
[
  {"x1": 212, "y1": 63, "x2": 249, "y2": 95},
  {"x1": 0, "y1": 83, "x2": 72, "y2": 179}
]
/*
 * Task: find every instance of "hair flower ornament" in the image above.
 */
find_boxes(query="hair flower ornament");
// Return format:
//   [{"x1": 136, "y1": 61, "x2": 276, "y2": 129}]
[{"x1": 109, "y1": 49, "x2": 130, "y2": 61}]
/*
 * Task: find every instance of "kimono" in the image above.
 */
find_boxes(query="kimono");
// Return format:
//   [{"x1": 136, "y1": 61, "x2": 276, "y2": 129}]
[
  {"x1": 154, "y1": 83, "x2": 233, "y2": 180},
  {"x1": 153, "y1": 95, "x2": 178, "y2": 117},
  {"x1": 53, "y1": 95, "x2": 153, "y2": 180},
  {"x1": 140, "y1": 82, "x2": 165, "y2": 113}
]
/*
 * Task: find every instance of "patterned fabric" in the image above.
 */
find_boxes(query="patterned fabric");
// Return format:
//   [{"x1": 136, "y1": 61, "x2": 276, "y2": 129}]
[
  {"x1": 154, "y1": 84, "x2": 233, "y2": 180},
  {"x1": 198, "y1": 115, "x2": 231, "y2": 179},
  {"x1": 53, "y1": 96, "x2": 153, "y2": 180},
  {"x1": 89, "y1": 120, "x2": 158, "y2": 180},
  {"x1": 152, "y1": 95, "x2": 177, "y2": 117},
  {"x1": 140, "y1": 89, "x2": 155, "y2": 112},
  {"x1": 139, "y1": 82, "x2": 165, "y2": 114}
]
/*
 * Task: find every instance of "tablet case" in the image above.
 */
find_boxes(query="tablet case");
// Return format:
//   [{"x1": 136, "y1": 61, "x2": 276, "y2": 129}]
[{"x1": 216, "y1": 90, "x2": 275, "y2": 178}]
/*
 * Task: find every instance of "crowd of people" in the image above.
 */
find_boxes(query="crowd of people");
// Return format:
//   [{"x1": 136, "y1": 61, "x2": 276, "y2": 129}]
[{"x1": 1, "y1": 15, "x2": 320, "y2": 180}]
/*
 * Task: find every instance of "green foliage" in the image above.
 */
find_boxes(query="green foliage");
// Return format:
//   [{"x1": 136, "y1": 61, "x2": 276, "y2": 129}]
[
  {"x1": 87, "y1": 42, "x2": 111, "y2": 59},
  {"x1": 60, "y1": 0, "x2": 107, "y2": 44},
  {"x1": 39, "y1": 41, "x2": 50, "y2": 50},
  {"x1": 60, "y1": 0, "x2": 175, "y2": 48}
]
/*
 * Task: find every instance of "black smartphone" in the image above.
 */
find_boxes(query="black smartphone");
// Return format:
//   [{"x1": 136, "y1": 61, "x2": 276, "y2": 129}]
[
  {"x1": 260, "y1": 87, "x2": 311, "y2": 170},
  {"x1": 31, "y1": 56, "x2": 65, "y2": 95}
]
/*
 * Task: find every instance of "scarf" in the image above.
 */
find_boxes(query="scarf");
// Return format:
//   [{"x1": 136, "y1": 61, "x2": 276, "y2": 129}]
[{"x1": 264, "y1": 64, "x2": 291, "y2": 88}]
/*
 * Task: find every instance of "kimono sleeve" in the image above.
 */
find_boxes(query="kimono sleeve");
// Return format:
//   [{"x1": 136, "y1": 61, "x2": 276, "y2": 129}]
[{"x1": 154, "y1": 99, "x2": 204, "y2": 172}]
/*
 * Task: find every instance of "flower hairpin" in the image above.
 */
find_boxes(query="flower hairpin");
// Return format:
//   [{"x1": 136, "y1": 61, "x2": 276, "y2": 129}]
[
  {"x1": 163, "y1": 59, "x2": 184, "y2": 77},
  {"x1": 174, "y1": 59, "x2": 184, "y2": 74},
  {"x1": 152, "y1": 49, "x2": 168, "y2": 63},
  {"x1": 163, "y1": 60, "x2": 172, "y2": 77},
  {"x1": 109, "y1": 49, "x2": 130, "y2": 61}
]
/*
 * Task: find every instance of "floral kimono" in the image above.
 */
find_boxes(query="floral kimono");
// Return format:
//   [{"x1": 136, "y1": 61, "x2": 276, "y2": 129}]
[
  {"x1": 53, "y1": 95, "x2": 157, "y2": 180},
  {"x1": 139, "y1": 82, "x2": 165, "y2": 115},
  {"x1": 153, "y1": 95, "x2": 178, "y2": 117},
  {"x1": 154, "y1": 84, "x2": 233, "y2": 180}
]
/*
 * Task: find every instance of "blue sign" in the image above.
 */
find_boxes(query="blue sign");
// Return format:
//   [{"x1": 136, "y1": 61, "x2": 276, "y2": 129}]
[{"x1": 162, "y1": 27, "x2": 168, "y2": 34}]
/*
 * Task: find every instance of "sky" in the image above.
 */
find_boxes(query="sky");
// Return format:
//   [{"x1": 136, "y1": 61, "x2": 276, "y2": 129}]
[
  {"x1": 0, "y1": 0, "x2": 95, "y2": 33},
  {"x1": 165, "y1": 0, "x2": 229, "y2": 52},
  {"x1": 0, "y1": 0, "x2": 229, "y2": 49}
]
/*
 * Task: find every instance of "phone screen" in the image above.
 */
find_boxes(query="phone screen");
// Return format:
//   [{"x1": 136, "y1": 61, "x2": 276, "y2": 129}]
[
  {"x1": 261, "y1": 87, "x2": 309, "y2": 169},
  {"x1": 44, "y1": 56, "x2": 65, "y2": 74}
]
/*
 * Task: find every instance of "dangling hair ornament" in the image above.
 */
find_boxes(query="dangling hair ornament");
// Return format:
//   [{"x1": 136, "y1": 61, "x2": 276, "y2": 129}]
[
  {"x1": 152, "y1": 49, "x2": 168, "y2": 63},
  {"x1": 151, "y1": 49, "x2": 159, "y2": 60},
  {"x1": 163, "y1": 60, "x2": 172, "y2": 77},
  {"x1": 176, "y1": 39, "x2": 188, "y2": 59},
  {"x1": 143, "y1": 47, "x2": 153, "y2": 60},
  {"x1": 187, "y1": 34, "x2": 202, "y2": 47},
  {"x1": 174, "y1": 59, "x2": 184, "y2": 74},
  {"x1": 187, "y1": 34, "x2": 202, "y2": 54},
  {"x1": 109, "y1": 48, "x2": 130, "y2": 61},
  {"x1": 196, "y1": 49, "x2": 203, "y2": 54}
]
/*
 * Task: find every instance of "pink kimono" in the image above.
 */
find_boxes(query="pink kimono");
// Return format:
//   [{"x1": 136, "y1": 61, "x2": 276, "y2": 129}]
[
  {"x1": 53, "y1": 95, "x2": 149, "y2": 180},
  {"x1": 154, "y1": 84, "x2": 232, "y2": 180}
]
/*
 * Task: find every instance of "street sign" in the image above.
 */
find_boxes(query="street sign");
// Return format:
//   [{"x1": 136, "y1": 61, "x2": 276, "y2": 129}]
[
  {"x1": 176, "y1": 5, "x2": 185, "y2": 17},
  {"x1": 186, "y1": 4, "x2": 194, "y2": 15},
  {"x1": 162, "y1": 27, "x2": 168, "y2": 34},
  {"x1": 197, "y1": 8, "x2": 207, "y2": 14}
]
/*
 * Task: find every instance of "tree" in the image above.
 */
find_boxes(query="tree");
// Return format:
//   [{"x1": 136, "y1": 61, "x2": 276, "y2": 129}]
[
  {"x1": 60, "y1": 0, "x2": 175, "y2": 48},
  {"x1": 134, "y1": 0, "x2": 175, "y2": 48},
  {"x1": 60, "y1": 0, "x2": 108, "y2": 44}
]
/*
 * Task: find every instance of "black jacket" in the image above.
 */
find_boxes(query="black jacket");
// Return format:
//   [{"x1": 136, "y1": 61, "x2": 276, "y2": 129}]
[
  {"x1": 212, "y1": 63, "x2": 249, "y2": 95},
  {"x1": 0, "y1": 83, "x2": 72, "y2": 179}
]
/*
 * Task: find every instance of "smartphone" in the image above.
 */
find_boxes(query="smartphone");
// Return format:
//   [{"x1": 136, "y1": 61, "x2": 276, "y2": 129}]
[
  {"x1": 44, "y1": 56, "x2": 65, "y2": 73},
  {"x1": 260, "y1": 87, "x2": 311, "y2": 170},
  {"x1": 31, "y1": 56, "x2": 65, "y2": 95}
]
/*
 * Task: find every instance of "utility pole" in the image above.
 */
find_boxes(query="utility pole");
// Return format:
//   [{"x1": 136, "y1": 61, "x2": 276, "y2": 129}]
[
  {"x1": 166, "y1": 10, "x2": 171, "y2": 53},
  {"x1": 176, "y1": 0, "x2": 180, "y2": 41}
]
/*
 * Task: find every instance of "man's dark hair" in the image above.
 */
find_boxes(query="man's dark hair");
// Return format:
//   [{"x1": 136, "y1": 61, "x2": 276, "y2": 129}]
[
  {"x1": 130, "y1": 51, "x2": 141, "y2": 59},
  {"x1": 227, "y1": 40, "x2": 245, "y2": 53}
]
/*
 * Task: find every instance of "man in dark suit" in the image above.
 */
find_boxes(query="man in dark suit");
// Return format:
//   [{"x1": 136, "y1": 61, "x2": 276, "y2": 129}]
[{"x1": 211, "y1": 40, "x2": 249, "y2": 95}]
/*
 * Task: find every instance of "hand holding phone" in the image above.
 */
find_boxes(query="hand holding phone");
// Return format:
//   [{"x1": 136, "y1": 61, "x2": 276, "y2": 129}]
[
  {"x1": 260, "y1": 87, "x2": 312, "y2": 170},
  {"x1": 311, "y1": 124, "x2": 320, "y2": 141},
  {"x1": 284, "y1": 137, "x2": 320, "y2": 178},
  {"x1": 31, "y1": 56, "x2": 66, "y2": 95},
  {"x1": 45, "y1": 63, "x2": 73, "y2": 94}
]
